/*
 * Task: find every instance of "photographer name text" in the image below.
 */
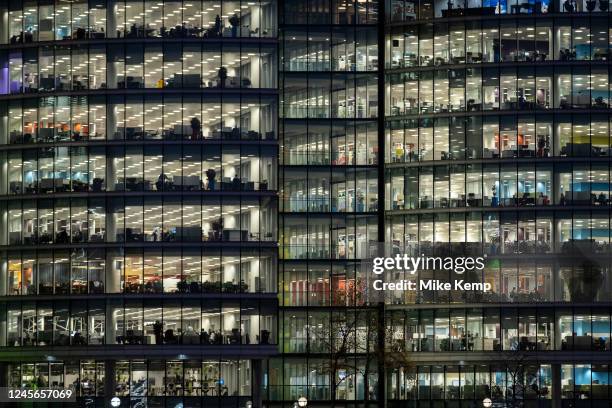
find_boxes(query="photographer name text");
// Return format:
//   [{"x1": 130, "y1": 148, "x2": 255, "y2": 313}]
[{"x1": 373, "y1": 279, "x2": 491, "y2": 292}]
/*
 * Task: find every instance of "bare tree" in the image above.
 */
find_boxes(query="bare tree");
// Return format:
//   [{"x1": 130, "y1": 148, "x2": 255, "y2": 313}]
[
  {"x1": 308, "y1": 310, "x2": 361, "y2": 407},
  {"x1": 309, "y1": 303, "x2": 413, "y2": 407},
  {"x1": 503, "y1": 352, "x2": 528, "y2": 407},
  {"x1": 495, "y1": 351, "x2": 545, "y2": 407}
]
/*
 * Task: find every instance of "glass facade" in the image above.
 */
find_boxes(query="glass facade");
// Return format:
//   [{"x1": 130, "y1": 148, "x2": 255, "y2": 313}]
[
  {"x1": 0, "y1": 0, "x2": 278, "y2": 407},
  {"x1": 2, "y1": 0, "x2": 612, "y2": 406},
  {"x1": 384, "y1": 0, "x2": 612, "y2": 407},
  {"x1": 390, "y1": 363, "x2": 612, "y2": 403},
  {"x1": 8, "y1": 360, "x2": 254, "y2": 402},
  {"x1": 4, "y1": 299, "x2": 276, "y2": 347},
  {"x1": 3, "y1": 0, "x2": 275, "y2": 42},
  {"x1": 4, "y1": 250, "x2": 276, "y2": 295},
  {"x1": 269, "y1": 0, "x2": 383, "y2": 406}
]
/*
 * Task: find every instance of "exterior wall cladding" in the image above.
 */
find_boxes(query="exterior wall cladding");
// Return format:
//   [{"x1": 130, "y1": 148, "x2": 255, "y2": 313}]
[{"x1": 2, "y1": 0, "x2": 612, "y2": 407}]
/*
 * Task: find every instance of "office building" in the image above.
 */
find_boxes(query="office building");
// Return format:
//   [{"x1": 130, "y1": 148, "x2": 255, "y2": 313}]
[
  {"x1": 0, "y1": 0, "x2": 278, "y2": 406},
  {"x1": 386, "y1": 0, "x2": 612, "y2": 406},
  {"x1": 270, "y1": 0, "x2": 382, "y2": 406},
  {"x1": 3, "y1": 0, "x2": 612, "y2": 407}
]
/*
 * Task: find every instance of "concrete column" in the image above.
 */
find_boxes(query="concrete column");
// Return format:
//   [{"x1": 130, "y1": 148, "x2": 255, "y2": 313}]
[
  {"x1": 106, "y1": 63, "x2": 118, "y2": 90},
  {"x1": 105, "y1": 158, "x2": 118, "y2": 242},
  {"x1": 104, "y1": 360, "x2": 116, "y2": 401},
  {"x1": 554, "y1": 314, "x2": 562, "y2": 350},
  {"x1": 107, "y1": 0, "x2": 117, "y2": 38},
  {"x1": 377, "y1": 302, "x2": 386, "y2": 407},
  {"x1": 0, "y1": 9, "x2": 8, "y2": 45},
  {"x1": 252, "y1": 359, "x2": 263, "y2": 408},
  {"x1": 0, "y1": 362, "x2": 7, "y2": 386},
  {"x1": 250, "y1": 107, "x2": 260, "y2": 136},
  {"x1": 554, "y1": 260, "x2": 564, "y2": 302},
  {"x1": 250, "y1": 56, "x2": 260, "y2": 88},
  {"x1": 106, "y1": 152, "x2": 117, "y2": 192},
  {"x1": 250, "y1": 5, "x2": 261, "y2": 34},
  {"x1": 0, "y1": 107, "x2": 7, "y2": 144},
  {"x1": 107, "y1": 210, "x2": 117, "y2": 243},
  {"x1": 0, "y1": 207, "x2": 6, "y2": 245},
  {"x1": 554, "y1": 27, "x2": 562, "y2": 60},
  {"x1": 551, "y1": 363, "x2": 561, "y2": 408},
  {"x1": 249, "y1": 156, "x2": 260, "y2": 186},
  {"x1": 0, "y1": 258, "x2": 6, "y2": 296},
  {"x1": 0, "y1": 303, "x2": 6, "y2": 346},
  {"x1": 0, "y1": 152, "x2": 6, "y2": 193},
  {"x1": 105, "y1": 300, "x2": 115, "y2": 345},
  {"x1": 105, "y1": 0, "x2": 118, "y2": 90},
  {"x1": 105, "y1": 251, "x2": 121, "y2": 294}
]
